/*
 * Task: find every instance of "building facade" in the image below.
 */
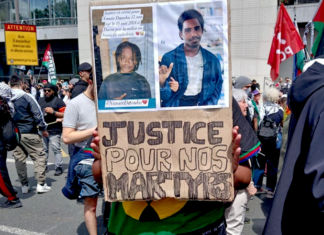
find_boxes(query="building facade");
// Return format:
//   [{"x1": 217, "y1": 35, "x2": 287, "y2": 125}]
[
  {"x1": 2, "y1": 0, "x2": 319, "y2": 87},
  {"x1": 0, "y1": 0, "x2": 79, "y2": 82}
]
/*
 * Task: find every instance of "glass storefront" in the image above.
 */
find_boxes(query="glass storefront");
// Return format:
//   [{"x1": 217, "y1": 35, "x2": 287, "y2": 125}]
[{"x1": 0, "y1": 0, "x2": 77, "y2": 28}]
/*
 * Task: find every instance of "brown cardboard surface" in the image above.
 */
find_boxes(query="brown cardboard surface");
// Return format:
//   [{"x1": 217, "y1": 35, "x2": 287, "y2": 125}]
[{"x1": 90, "y1": 0, "x2": 233, "y2": 202}]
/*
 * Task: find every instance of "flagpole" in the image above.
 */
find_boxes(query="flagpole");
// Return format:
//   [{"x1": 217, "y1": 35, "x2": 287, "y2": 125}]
[{"x1": 37, "y1": 63, "x2": 43, "y2": 84}]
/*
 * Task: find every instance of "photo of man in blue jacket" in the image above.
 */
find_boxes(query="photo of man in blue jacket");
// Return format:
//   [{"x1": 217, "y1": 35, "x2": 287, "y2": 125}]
[{"x1": 159, "y1": 9, "x2": 223, "y2": 107}]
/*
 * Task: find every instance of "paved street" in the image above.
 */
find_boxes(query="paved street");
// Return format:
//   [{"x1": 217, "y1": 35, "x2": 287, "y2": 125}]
[
  {"x1": 242, "y1": 192, "x2": 273, "y2": 235},
  {"x1": 0, "y1": 143, "x2": 107, "y2": 235},
  {"x1": 1, "y1": 142, "x2": 272, "y2": 235}
]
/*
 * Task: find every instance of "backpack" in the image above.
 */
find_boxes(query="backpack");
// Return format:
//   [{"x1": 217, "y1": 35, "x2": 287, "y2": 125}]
[
  {"x1": 1, "y1": 117, "x2": 21, "y2": 151},
  {"x1": 258, "y1": 108, "x2": 278, "y2": 144}
]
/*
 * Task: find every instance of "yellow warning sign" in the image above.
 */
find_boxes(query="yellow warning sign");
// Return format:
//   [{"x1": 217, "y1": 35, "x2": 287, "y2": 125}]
[{"x1": 4, "y1": 23, "x2": 38, "y2": 66}]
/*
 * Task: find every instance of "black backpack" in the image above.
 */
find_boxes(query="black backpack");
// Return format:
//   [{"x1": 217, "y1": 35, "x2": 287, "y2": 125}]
[
  {"x1": 1, "y1": 117, "x2": 21, "y2": 151},
  {"x1": 258, "y1": 108, "x2": 278, "y2": 144}
]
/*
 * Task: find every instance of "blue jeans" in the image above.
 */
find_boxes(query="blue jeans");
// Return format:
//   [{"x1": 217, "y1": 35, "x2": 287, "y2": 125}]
[{"x1": 43, "y1": 133, "x2": 63, "y2": 169}]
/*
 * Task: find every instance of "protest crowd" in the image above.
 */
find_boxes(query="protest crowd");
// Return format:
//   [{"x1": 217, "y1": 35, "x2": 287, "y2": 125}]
[
  {"x1": 1, "y1": 60, "x2": 322, "y2": 235},
  {"x1": 1, "y1": 3, "x2": 324, "y2": 235}
]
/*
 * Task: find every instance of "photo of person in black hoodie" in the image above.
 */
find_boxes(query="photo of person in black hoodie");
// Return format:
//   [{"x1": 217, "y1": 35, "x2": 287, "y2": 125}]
[
  {"x1": 98, "y1": 41, "x2": 151, "y2": 100},
  {"x1": 71, "y1": 62, "x2": 92, "y2": 99}
]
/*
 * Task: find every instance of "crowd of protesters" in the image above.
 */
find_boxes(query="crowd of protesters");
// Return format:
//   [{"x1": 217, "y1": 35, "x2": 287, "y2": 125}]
[{"x1": 0, "y1": 57, "x2": 323, "y2": 235}]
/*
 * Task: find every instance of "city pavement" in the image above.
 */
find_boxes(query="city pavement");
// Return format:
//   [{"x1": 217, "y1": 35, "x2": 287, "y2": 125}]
[
  {"x1": 1, "y1": 142, "x2": 272, "y2": 235},
  {"x1": 1, "y1": 143, "x2": 107, "y2": 235},
  {"x1": 242, "y1": 191, "x2": 273, "y2": 235}
]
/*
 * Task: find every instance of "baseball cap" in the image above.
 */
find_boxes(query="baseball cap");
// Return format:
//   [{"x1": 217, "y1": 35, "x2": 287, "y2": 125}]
[{"x1": 78, "y1": 62, "x2": 92, "y2": 72}]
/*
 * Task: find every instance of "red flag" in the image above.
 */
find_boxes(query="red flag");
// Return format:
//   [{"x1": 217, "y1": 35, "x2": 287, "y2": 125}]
[
  {"x1": 313, "y1": 0, "x2": 324, "y2": 22},
  {"x1": 267, "y1": 4, "x2": 304, "y2": 81}
]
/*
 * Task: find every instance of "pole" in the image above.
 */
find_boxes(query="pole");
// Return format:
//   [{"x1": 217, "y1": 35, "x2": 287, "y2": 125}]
[
  {"x1": 14, "y1": 0, "x2": 20, "y2": 23},
  {"x1": 37, "y1": 64, "x2": 43, "y2": 83}
]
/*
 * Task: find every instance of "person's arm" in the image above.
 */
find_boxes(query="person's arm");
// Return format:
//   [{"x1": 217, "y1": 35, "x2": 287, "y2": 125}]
[
  {"x1": 29, "y1": 75, "x2": 37, "y2": 88},
  {"x1": 159, "y1": 60, "x2": 173, "y2": 88},
  {"x1": 63, "y1": 126, "x2": 96, "y2": 145},
  {"x1": 159, "y1": 56, "x2": 175, "y2": 103},
  {"x1": 44, "y1": 99, "x2": 66, "y2": 118},
  {"x1": 234, "y1": 161, "x2": 251, "y2": 189},
  {"x1": 232, "y1": 126, "x2": 252, "y2": 189},
  {"x1": 44, "y1": 107, "x2": 64, "y2": 118},
  {"x1": 27, "y1": 94, "x2": 48, "y2": 132},
  {"x1": 253, "y1": 117, "x2": 258, "y2": 132},
  {"x1": 62, "y1": 100, "x2": 96, "y2": 144}
]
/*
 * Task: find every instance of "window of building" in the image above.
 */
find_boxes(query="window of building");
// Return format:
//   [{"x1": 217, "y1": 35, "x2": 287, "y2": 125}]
[{"x1": 0, "y1": 0, "x2": 77, "y2": 28}]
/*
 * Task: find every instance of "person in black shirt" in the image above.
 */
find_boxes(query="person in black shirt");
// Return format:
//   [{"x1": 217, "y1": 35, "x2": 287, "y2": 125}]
[
  {"x1": 71, "y1": 63, "x2": 92, "y2": 99},
  {"x1": 38, "y1": 83, "x2": 66, "y2": 176},
  {"x1": 57, "y1": 82, "x2": 64, "y2": 99},
  {"x1": 98, "y1": 41, "x2": 151, "y2": 100}
]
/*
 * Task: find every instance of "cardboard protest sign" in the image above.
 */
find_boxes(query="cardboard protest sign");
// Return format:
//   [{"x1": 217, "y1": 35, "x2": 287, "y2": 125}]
[{"x1": 90, "y1": 0, "x2": 233, "y2": 202}]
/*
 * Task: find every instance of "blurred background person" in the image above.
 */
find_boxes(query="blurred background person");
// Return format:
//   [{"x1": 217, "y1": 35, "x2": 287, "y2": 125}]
[
  {"x1": 225, "y1": 88, "x2": 257, "y2": 234},
  {"x1": 0, "y1": 83, "x2": 22, "y2": 209},
  {"x1": 252, "y1": 89, "x2": 264, "y2": 129},
  {"x1": 254, "y1": 88, "x2": 283, "y2": 198},
  {"x1": 68, "y1": 78, "x2": 79, "y2": 96},
  {"x1": 62, "y1": 88, "x2": 71, "y2": 105},
  {"x1": 57, "y1": 82, "x2": 64, "y2": 99}
]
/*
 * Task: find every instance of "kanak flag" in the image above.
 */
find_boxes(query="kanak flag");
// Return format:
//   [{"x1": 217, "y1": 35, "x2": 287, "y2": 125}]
[{"x1": 268, "y1": 4, "x2": 304, "y2": 81}]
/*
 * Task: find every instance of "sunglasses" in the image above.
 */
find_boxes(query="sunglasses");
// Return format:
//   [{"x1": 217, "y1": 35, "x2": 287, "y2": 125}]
[{"x1": 44, "y1": 89, "x2": 52, "y2": 92}]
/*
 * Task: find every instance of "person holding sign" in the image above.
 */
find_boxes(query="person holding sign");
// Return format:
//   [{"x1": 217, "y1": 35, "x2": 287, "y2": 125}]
[
  {"x1": 98, "y1": 41, "x2": 151, "y2": 100},
  {"x1": 159, "y1": 9, "x2": 223, "y2": 107},
  {"x1": 90, "y1": 98, "x2": 261, "y2": 235}
]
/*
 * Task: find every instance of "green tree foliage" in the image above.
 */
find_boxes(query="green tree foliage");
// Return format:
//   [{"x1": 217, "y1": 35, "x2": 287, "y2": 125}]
[{"x1": 54, "y1": 1, "x2": 70, "y2": 18}]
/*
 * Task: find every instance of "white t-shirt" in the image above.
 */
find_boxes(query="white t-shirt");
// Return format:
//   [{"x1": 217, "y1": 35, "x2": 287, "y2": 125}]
[
  {"x1": 63, "y1": 93, "x2": 97, "y2": 148},
  {"x1": 63, "y1": 95, "x2": 70, "y2": 105},
  {"x1": 39, "y1": 88, "x2": 44, "y2": 98},
  {"x1": 184, "y1": 50, "x2": 204, "y2": 96}
]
